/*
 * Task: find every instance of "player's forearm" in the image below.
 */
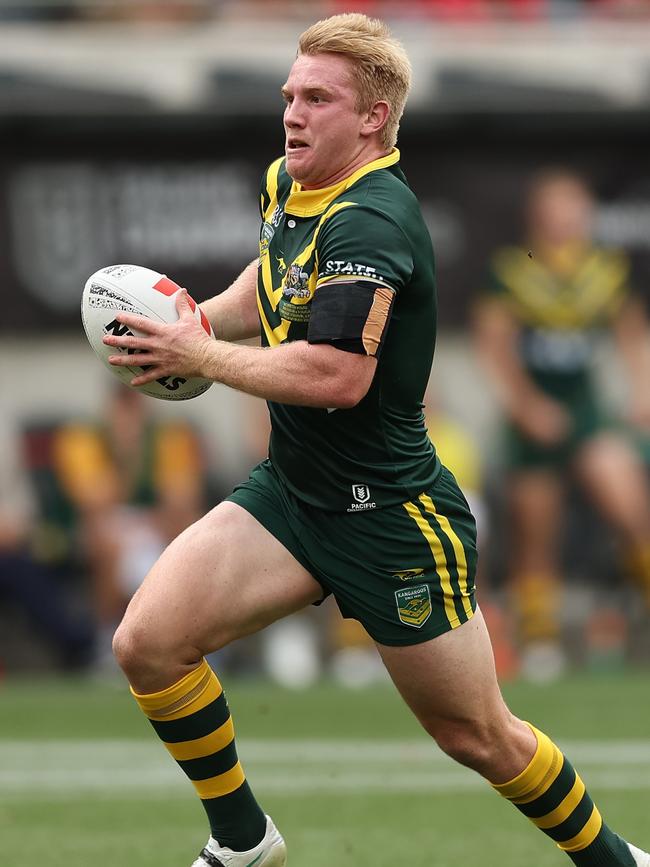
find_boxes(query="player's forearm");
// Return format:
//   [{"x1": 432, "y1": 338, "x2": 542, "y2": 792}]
[
  {"x1": 474, "y1": 307, "x2": 541, "y2": 415},
  {"x1": 202, "y1": 340, "x2": 370, "y2": 408},
  {"x1": 481, "y1": 351, "x2": 541, "y2": 417},
  {"x1": 621, "y1": 342, "x2": 650, "y2": 399},
  {"x1": 200, "y1": 259, "x2": 260, "y2": 342}
]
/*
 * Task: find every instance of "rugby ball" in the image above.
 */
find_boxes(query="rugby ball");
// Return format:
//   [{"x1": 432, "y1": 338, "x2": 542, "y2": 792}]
[{"x1": 81, "y1": 264, "x2": 214, "y2": 401}]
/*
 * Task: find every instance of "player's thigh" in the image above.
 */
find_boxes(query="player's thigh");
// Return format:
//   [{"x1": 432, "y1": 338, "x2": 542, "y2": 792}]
[
  {"x1": 119, "y1": 500, "x2": 323, "y2": 656},
  {"x1": 573, "y1": 431, "x2": 650, "y2": 533},
  {"x1": 376, "y1": 608, "x2": 535, "y2": 778},
  {"x1": 376, "y1": 608, "x2": 506, "y2": 732}
]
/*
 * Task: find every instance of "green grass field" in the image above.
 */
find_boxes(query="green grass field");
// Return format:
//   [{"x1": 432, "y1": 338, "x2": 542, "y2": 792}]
[{"x1": 1, "y1": 672, "x2": 649, "y2": 866}]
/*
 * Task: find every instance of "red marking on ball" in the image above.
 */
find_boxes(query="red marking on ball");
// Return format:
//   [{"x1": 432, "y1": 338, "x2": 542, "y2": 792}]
[{"x1": 154, "y1": 276, "x2": 182, "y2": 296}]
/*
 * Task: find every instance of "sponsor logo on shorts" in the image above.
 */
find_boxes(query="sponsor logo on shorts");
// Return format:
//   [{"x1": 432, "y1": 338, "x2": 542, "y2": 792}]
[
  {"x1": 347, "y1": 483, "x2": 377, "y2": 513},
  {"x1": 395, "y1": 584, "x2": 432, "y2": 628},
  {"x1": 392, "y1": 568, "x2": 425, "y2": 582}
]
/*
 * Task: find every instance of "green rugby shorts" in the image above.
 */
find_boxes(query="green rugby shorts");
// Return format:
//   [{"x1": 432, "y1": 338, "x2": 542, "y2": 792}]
[
  {"x1": 227, "y1": 460, "x2": 477, "y2": 646},
  {"x1": 503, "y1": 393, "x2": 611, "y2": 471}
]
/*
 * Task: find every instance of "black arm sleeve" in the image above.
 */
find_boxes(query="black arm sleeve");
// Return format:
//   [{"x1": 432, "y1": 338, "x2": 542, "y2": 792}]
[{"x1": 307, "y1": 280, "x2": 395, "y2": 358}]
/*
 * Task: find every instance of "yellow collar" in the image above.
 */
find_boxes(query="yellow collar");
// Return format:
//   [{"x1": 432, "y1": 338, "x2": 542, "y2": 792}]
[{"x1": 284, "y1": 148, "x2": 400, "y2": 217}]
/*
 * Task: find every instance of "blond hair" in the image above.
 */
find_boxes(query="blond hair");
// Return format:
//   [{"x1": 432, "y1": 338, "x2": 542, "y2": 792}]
[{"x1": 298, "y1": 13, "x2": 411, "y2": 150}]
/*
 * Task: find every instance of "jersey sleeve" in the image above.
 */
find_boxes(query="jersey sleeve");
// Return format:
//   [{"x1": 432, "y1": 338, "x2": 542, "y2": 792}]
[
  {"x1": 308, "y1": 204, "x2": 414, "y2": 357},
  {"x1": 259, "y1": 157, "x2": 285, "y2": 220},
  {"x1": 259, "y1": 165, "x2": 271, "y2": 219}
]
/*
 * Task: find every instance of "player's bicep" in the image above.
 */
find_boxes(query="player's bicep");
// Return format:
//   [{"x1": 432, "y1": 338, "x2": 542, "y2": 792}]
[{"x1": 307, "y1": 280, "x2": 396, "y2": 358}]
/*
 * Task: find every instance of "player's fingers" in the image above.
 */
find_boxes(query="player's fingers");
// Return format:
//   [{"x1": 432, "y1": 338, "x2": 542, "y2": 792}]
[
  {"x1": 114, "y1": 311, "x2": 163, "y2": 333},
  {"x1": 107, "y1": 352, "x2": 156, "y2": 367},
  {"x1": 130, "y1": 369, "x2": 164, "y2": 386},
  {"x1": 103, "y1": 332, "x2": 152, "y2": 350},
  {"x1": 175, "y1": 289, "x2": 194, "y2": 319}
]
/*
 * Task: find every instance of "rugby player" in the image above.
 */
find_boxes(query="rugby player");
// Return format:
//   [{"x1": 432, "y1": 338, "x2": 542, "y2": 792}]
[
  {"x1": 475, "y1": 170, "x2": 650, "y2": 680},
  {"x1": 104, "y1": 13, "x2": 650, "y2": 867}
]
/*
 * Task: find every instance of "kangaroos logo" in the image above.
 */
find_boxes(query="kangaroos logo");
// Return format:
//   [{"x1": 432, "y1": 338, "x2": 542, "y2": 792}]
[
  {"x1": 395, "y1": 585, "x2": 432, "y2": 628},
  {"x1": 393, "y1": 568, "x2": 425, "y2": 582}
]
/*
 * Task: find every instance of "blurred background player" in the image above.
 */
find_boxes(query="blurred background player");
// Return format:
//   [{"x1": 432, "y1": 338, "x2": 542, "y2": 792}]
[
  {"x1": 474, "y1": 169, "x2": 650, "y2": 680},
  {"x1": 52, "y1": 385, "x2": 207, "y2": 668},
  {"x1": 0, "y1": 416, "x2": 93, "y2": 672}
]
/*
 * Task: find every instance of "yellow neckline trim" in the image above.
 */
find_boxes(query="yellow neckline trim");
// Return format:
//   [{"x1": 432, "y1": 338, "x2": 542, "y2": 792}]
[{"x1": 284, "y1": 148, "x2": 400, "y2": 217}]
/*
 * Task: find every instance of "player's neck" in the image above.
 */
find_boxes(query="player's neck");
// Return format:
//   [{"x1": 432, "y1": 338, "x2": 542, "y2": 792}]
[{"x1": 299, "y1": 145, "x2": 393, "y2": 191}]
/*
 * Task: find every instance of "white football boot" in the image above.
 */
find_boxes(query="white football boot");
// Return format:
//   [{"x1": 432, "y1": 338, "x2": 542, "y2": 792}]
[
  {"x1": 191, "y1": 816, "x2": 286, "y2": 867},
  {"x1": 629, "y1": 843, "x2": 650, "y2": 866}
]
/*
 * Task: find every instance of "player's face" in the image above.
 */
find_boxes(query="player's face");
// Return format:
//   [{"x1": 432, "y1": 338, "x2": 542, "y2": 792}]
[
  {"x1": 529, "y1": 178, "x2": 594, "y2": 245},
  {"x1": 282, "y1": 53, "x2": 370, "y2": 189}
]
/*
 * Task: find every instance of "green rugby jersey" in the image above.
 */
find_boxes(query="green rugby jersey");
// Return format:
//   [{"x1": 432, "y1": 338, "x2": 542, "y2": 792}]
[
  {"x1": 484, "y1": 244, "x2": 631, "y2": 400},
  {"x1": 256, "y1": 148, "x2": 440, "y2": 512}
]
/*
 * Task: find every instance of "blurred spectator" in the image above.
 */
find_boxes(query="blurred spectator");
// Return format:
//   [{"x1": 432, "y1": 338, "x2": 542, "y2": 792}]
[
  {"x1": 0, "y1": 419, "x2": 93, "y2": 671},
  {"x1": 81, "y1": 1, "x2": 214, "y2": 24},
  {"x1": 424, "y1": 397, "x2": 484, "y2": 533},
  {"x1": 0, "y1": 3, "x2": 79, "y2": 22},
  {"x1": 0, "y1": 0, "x2": 646, "y2": 25},
  {"x1": 329, "y1": 0, "x2": 544, "y2": 21},
  {"x1": 52, "y1": 385, "x2": 207, "y2": 667},
  {"x1": 474, "y1": 169, "x2": 650, "y2": 680}
]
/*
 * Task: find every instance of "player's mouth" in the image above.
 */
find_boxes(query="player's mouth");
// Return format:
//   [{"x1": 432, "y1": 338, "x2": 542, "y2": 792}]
[{"x1": 286, "y1": 138, "x2": 310, "y2": 152}]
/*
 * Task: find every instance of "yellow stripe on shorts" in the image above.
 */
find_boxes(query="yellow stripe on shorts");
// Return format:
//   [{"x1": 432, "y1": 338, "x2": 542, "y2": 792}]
[
  {"x1": 403, "y1": 500, "x2": 459, "y2": 628},
  {"x1": 419, "y1": 494, "x2": 474, "y2": 619}
]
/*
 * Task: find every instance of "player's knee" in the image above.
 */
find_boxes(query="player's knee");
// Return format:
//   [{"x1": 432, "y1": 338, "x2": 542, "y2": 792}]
[
  {"x1": 430, "y1": 718, "x2": 502, "y2": 773},
  {"x1": 112, "y1": 618, "x2": 161, "y2": 682}
]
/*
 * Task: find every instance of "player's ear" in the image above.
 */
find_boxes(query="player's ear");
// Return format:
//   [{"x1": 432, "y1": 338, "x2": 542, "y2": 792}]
[{"x1": 361, "y1": 101, "x2": 390, "y2": 138}]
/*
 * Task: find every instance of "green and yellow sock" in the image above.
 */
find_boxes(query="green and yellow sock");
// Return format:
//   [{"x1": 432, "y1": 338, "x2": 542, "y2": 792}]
[
  {"x1": 131, "y1": 658, "x2": 266, "y2": 851},
  {"x1": 626, "y1": 543, "x2": 650, "y2": 609},
  {"x1": 512, "y1": 573, "x2": 562, "y2": 644},
  {"x1": 492, "y1": 724, "x2": 634, "y2": 865}
]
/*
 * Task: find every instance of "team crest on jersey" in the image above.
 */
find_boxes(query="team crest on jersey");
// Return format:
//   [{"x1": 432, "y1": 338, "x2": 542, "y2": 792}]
[
  {"x1": 278, "y1": 263, "x2": 313, "y2": 323},
  {"x1": 283, "y1": 264, "x2": 311, "y2": 299},
  {"x1": 395, "y1": 585, "x2": 432, "y2": 628}
]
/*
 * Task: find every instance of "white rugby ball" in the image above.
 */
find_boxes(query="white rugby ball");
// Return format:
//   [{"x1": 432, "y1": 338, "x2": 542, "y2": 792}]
[{"x1": 81, "y1": 264, "x2": 214, "y2": 401}]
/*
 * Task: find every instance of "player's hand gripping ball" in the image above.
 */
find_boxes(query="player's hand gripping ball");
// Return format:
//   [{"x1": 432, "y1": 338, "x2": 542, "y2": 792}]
[{"x1": 81, "y1": 264, "x2": 214, "y2": 400}]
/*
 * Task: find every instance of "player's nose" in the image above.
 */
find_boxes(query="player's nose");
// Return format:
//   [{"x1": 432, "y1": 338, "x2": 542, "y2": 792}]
[{"x1": 284, "y1": 100, "x2": 305, "y2": 129}]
